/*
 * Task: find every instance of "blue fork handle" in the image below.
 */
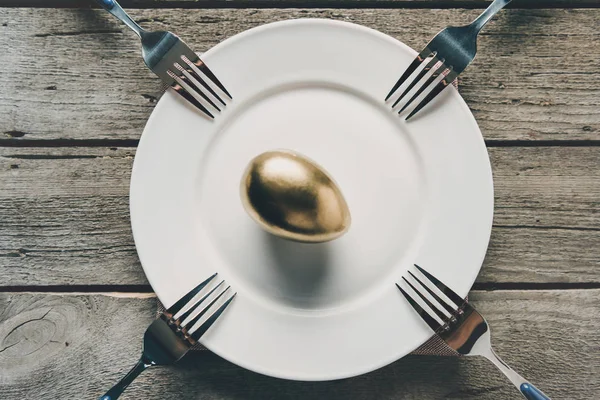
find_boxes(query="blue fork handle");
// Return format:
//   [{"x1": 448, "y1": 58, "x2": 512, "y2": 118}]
[
  {"x1": 487, "y1": 349, "x2": 551, "y2": 399},
  {"x1": 94, "y1": 0, "x2": 144, "y2": 37},
  {"x1": 96, "y1": 0, "x2": 116, "y2": 10},
  {"x1": 521, "y1": 383, "x2": 551, "y2": 400}
]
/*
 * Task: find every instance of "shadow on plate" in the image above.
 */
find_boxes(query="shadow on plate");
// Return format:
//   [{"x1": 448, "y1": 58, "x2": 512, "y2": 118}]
[{"x1": 265, "y1": 233, "x2": 332, "y2": 308}]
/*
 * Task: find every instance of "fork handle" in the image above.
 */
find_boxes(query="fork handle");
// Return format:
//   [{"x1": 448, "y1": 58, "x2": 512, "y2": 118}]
[
  {"x1": 520, "y1": 383, "x2": 551, "y2": 400},
  {"x1": 99, "y1": 358, "x2": 152, "y2": 400},
  {"x1": 485, "y1": 348, "x2": 550, "y2": 399},
  {"x1": 95, "y1": 0, "x2": 145, "y2": 38},
  {"x1": 470, "y1": 0, "x2": 513, "y2": 33}
]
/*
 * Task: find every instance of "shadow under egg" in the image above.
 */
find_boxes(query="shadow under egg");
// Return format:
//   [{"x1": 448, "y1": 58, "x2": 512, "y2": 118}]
[{"x1": 263, "y1": 232, "x2": 333, "y2": 308}]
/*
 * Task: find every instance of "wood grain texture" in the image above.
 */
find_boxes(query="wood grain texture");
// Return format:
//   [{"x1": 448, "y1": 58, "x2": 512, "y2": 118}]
[
  {"x1": 2, "y1": 0, "x2": 599, "y2": 8},
  {"x1": 0, "y1": 8, "x2": 599, "y2": 142},
  {"x1": 0, "y1": 290, "x2": 598, "y2": 399},
  {"x1": 1, "y1": 146, "x2": 598, "y2": 286}
]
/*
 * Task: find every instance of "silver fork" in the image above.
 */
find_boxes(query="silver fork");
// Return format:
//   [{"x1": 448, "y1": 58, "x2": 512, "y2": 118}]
[
  {"x1": 95, "y1": 0, "x2": 232, "y2": 119},
  {"x1": 386, "y1": 0, "x2": 512, "y2": 120},
  {"x1": 99, "y1": 273, "x2": 236, "y2": 400},
  {"x1": 397, "y1": 265, "x2": 550, "y2": 400}
]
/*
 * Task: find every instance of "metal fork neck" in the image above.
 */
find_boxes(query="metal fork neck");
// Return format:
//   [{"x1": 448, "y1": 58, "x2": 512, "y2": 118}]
[
  {"x1": 99, "y1": 357, "x2": 153, "y2": 400},
  {"x1": 470, "y1": 0, "x2": 513, "y2": 33},
  {"x1": 95, "y1": 0, "x2": 145, "y2": 38}
]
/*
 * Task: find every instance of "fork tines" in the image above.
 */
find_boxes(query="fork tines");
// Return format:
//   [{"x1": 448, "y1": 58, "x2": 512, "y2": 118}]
[
  {"x1": 396, "y1": 264, "x2": 466, "y2": 333},
  {"x1": 386, "y1": 48, "x2": 433, "y2": 103},
  {"x1": 165, "y1": 273, "x2": 236, "y2": 342},
  {"x1": 386, "y1": 50, "x2": 457, "y2": 121},
  {"x1": 167, "y1": 53, "x2": 231, "y2": 119}
]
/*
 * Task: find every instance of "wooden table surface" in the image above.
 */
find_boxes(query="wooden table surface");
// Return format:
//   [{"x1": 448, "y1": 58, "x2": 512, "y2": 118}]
[{"x1": 1, "y1": 1, "x2": 599, "y2": 399}]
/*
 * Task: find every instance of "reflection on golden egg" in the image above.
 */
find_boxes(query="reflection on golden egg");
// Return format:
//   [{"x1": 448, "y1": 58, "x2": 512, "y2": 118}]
[{"x1": 240, "y1": 150, "x2": 351, "y2": 243}]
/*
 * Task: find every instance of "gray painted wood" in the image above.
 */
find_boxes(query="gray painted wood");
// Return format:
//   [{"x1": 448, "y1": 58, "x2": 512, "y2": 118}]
[
  {"x1": 0, "y1": 8, "x2": 599, "y2": 142},
  {"x1": 1, "y1": 146, "x2": 598, "y2": 286},
  {"x1": 1, "y1": 290, "x2": 598, "y2": 399},
  {"x1": 2, "y1": 0, "x2": 598, "y2": 8}
]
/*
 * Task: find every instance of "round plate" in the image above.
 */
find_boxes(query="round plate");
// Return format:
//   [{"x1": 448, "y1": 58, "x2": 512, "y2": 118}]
[{"x1": 130, "y1": 19, "x2": 493, "y2": 381}]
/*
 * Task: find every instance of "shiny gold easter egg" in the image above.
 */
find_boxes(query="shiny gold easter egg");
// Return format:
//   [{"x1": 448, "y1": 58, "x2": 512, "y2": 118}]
[{"x1": 241, "y1": 150, "x2": 351, "y2": 243}]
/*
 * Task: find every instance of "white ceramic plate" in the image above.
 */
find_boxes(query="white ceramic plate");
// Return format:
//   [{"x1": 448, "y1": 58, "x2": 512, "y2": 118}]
[{"x1": 130, "y1": 19, "x2": 494, "y2": 381}]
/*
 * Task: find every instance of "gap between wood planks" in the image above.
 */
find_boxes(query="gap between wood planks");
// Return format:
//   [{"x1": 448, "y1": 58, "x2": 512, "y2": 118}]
[
  {"x1": 2, "y1": 139, "x2": 600, "y2": 148},
  {"x1": 2, "y1": 282, "x2": 599, "y2": 294},
  {"x1": 1, "y1": 0, "x2": 599, "y2": 10}
]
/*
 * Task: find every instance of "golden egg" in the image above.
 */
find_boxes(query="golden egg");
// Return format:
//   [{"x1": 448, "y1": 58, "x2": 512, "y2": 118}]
[{"x1": 240, "y1": 150, "x2": 351, "y2": 243}]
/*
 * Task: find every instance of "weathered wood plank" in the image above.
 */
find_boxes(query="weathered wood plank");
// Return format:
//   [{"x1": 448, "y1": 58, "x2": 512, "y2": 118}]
[
  {"x1": 491, "y1": 146, "x2": 600, "y2": 230},
  {"x1": 0, "y1": 290, "x2": 597, "y2": 399},
  {"x1": 2, "y1": 0, "x2": 598, "y2": 8},
  {"x1": 1, "y1": 146, "x2": 598, "y2": 286},
  {"x1": 0, "y1": 8, "x2": 598, "y2": 142}
]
